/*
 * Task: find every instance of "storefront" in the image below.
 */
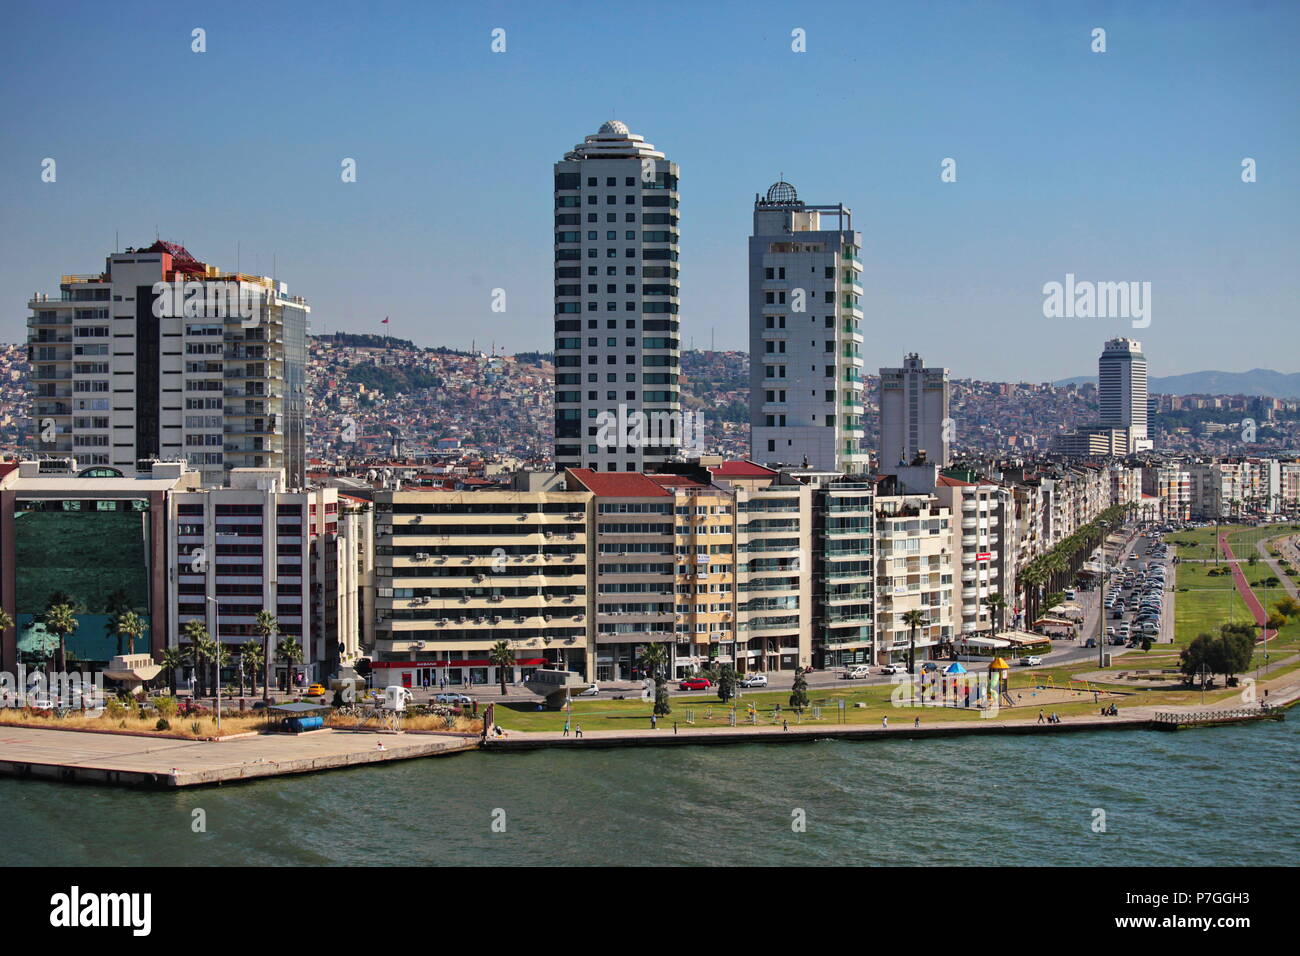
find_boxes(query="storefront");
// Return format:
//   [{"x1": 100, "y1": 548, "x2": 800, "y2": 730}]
[{"x1": 371, "y1": 657, "x2": 548, "y2": 690}]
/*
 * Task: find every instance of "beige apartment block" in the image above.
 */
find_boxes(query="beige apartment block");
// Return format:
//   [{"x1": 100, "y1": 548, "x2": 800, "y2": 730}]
[{"x1": 370, "y1": 483, "x2": 593, "y2": 688}]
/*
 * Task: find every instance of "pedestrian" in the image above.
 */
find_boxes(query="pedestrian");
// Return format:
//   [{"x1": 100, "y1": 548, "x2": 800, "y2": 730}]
[
  {"x1": 882, "y1": 716, "x2": 888, "y2": 729},
  {"x1": 1038, "y1": 709, "x2": 1045, "y2": 724},
  {"x1": 574, "y1": 724, "x2": 582, "y2": 738},
  {"x1": 782, "y1": 719, "x2": 788, "y2": 731},
  {"x1": 914, "y1": 716, "x2": 920, "y2": 728},
  {"x1": 673, "y1": 721, "x2": 678, "y2": 734},
  {"x1": 376, "y1": 741, "x2": 385, "y2": 751},
  {"x1": 563, "y1": 720, "x2": 570, "y2": 737},
  {"x1": 651, "y1": 713, "x2": 657, "y2": 730}
]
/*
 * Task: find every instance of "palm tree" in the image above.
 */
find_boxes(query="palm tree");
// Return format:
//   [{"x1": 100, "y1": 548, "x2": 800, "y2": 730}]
[
  {"x1": 104, "y1": 589, "x2": 132, "y2": 655},
  {"x1": 640, "y1": 641, "x2": 671, "y2": 716},
  {"x1": 181, "y1": 619, "x2": 209, "y2": 697},
  {"x1": 160, "y1": 647, "x2": 183, "y2": 696},
  {"x1": 488, "y1": 639, "x2": 514, "y2": 696},
  {"x1": 902, "y1": 609, "x2": 927, "y2": 675},
  {"x1": 275, "y1": 637, "x2": 304, "y2": 693},
  {"x1": 983, "y1": 594, "x2": 1008, "y2": 635},
  {"x1": 210, "y1": 642, "x2": 230, "y2": 697},
  {"x1": 0, "y1": 607, "x2": 12, "y2": 673},
  {"x1": 114, "y1": 610, "x2": 147, "y2": 656},
  {"x1": 42, "y1": 602, "x2": 78, "y2": 676},
  {"x1": 242, "y1": 641, "x2": 264, "y2": 696},
  {"x1": 254, "y1": 611, "x2": 279, "y2": 705}
]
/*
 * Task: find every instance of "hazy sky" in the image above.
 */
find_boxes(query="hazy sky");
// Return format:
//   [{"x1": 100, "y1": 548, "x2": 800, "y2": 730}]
[{"x1": 2, "y1": 0, "x2": 1296, "y2": 381}]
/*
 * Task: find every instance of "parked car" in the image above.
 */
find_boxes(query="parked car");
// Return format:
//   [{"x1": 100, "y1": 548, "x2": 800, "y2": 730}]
[
  {"x1": 434, "y1": 692, "x2": 473, "y2": 705},
  {"x1": 678, "y1": 677, "x2": 712, "y2": 691},
  {"x1": 305, "y1": 683, "x2": 327, "y2": 697},
  {"x1": 576, "y1": 683, "x2": 600, "y2": 696},
  {"x1": 1085, "y1": 638, "x2": 1098, "y2": 648},
  {"x1": 841, "y1": 666, "x2": 871, "y2": 680},
  {"x1": 739, "y1": 673, "x2": 769, "y2": 687}
]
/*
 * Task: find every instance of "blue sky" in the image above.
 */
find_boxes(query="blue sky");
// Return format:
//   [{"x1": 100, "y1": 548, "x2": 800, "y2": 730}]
[{"x1": 1, "y1": 0, "x2": 1296, "y2": 381}]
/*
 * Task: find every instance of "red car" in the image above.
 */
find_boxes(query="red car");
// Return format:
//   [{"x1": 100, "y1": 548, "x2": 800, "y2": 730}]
[{"x1": 678, "y1": 678, "x2": 712, "y2": 691}]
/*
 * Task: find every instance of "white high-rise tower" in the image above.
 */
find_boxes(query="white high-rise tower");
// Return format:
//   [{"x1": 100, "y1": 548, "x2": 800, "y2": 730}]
[
  {"x1": 747, "y1": 181, "x2": 867, "y2": 472},
  {"x1": 553, "y1": 121, "x2": 681, "y2": 472},
  {"x1": 1098, "y1": 337, "x2": 1151, "y2": 451}
]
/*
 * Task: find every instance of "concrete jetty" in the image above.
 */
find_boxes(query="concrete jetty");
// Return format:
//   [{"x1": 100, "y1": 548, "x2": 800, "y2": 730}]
[{"x1": 0, "y1": 726, "x2": 475, "y2": 788}]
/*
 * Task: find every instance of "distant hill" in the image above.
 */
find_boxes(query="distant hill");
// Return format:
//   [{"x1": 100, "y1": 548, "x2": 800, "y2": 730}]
[{"x1": 1054, "y1": 369, "x2": 1300, "y2": 398}]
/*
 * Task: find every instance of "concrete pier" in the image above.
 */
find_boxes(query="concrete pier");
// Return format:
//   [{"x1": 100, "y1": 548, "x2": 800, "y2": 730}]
[{"x1": 0, "y1": 727, "x2": 476, "y2": 788}]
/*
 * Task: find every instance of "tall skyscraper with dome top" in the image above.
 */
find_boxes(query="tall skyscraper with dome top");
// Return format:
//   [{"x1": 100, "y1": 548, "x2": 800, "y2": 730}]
[
  {"x1": 748, "y1": 181, "x2": 867, "y2": 472},
  {"x1": 552, "y1": 121, "x2": 682, "y2": 472}
]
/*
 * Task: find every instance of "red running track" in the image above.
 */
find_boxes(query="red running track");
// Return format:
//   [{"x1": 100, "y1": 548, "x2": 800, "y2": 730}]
[{"x1": 1217, "y1": 533, "x2": 1274, "y2": 642}]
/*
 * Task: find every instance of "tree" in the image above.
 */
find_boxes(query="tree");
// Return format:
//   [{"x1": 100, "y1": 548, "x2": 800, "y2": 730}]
[
  {"x1": 104, "y1": 589, "x2": 133, "y2": 655},
  {"x1": 716, "y1": 663, "x2": 736, "y2": 703},
  {"x1": 160, "y1": 647, "x2": 183, "y2": 696},
  {"x1": 640, "y1": 642, "x2": 671, "y2": 717},
  {"x1": 0, "y1": 606, "x2": 12, "y2": 671},
  {"x1": 1274, "y1": 596, "x2": 1300, "y2": 619},
  {"x1": 902, "y1": 609, "x2": 927, "y2": 675},
  {"x1": 241, "y1": 641, "x2": 263, "y2": 695},
  {"x1": 1180, "y1": 633, "x2": 1216, "y2": 686},
  {"x1": 254, "y1": 611, "x2": 279, "y2": 704},
  {"x1": 43, "y1": 602, "x2": 79, "y2": 676},
  {"x1": 114, "y1": 610, "x2": 147, "y2": 657},
  {"x1": 210, "y1": 642, "x2": 230, "y2": 695},
  {"x1": 488, "y1": 639, "x2": 514, "y2": 696},
  {"x1": 1216, "y1": 623, "x2": 1255, "y2": 678},
  {"x1": 276, "y1": 637, "x2": 304, "y2": 692},
  {"x1": 983, "y1": 594, "x2": 1008, "y2": 634},
  {"x1": 789, "y1": 666, "x2": 809, "y2": 713},
  {"x1": 182, "y1": 619, "x2": 209, "y2": 696}
]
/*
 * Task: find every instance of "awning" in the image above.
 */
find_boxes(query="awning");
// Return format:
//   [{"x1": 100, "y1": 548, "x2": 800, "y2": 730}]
[
  {"x1": 372, "y1": 658, "x2": 548, "y2": 669},
  {"x1": 268, "y1": 701, "x2": 332, "y2": 714},
  {"x1": 944, "y1": 662, "x2": 968, "y2": 674}
]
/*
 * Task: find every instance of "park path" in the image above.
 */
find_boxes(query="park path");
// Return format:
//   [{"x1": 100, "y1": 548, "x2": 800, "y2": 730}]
[
  {"x1": 1255, "y1": 533, "x2": 1300, "y2": 601},
  {"x1": 1218, "y1": 533, "x2": 1274, "y2": 641}
]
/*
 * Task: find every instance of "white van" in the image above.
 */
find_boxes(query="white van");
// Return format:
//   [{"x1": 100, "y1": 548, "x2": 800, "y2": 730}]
[
  {"x1": 843, "y1": 665, "x2": 871, "y2": 679},
  {"x1": 1063, "y1": 589, "x2": 1077, "y2": 601}
]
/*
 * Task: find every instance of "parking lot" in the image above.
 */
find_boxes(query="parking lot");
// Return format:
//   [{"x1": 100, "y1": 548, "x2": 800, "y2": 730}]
[{"x1": 1099, "y1": 528, "x2": 1175, "y2": 650}]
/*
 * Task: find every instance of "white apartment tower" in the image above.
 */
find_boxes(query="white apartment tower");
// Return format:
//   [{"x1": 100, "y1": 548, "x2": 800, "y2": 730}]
[
  {"x1": 28, "y1": 241, "x2": 309, "y2": 488},
  {"x1": 1098, "y1": 337, "x2": 1151, "y2": 451},
  {"x1": 879, "y1": 353, "x2": 951, "y2": 469},
  {"x1": 748, "y1": 182, "x2": 867, "y2": 473},
  {"x1": 553, "y1": 121, "x2": 682, "y2": 472}
]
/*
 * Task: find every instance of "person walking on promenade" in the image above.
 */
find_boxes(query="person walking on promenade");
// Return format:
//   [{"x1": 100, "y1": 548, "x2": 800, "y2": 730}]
[
  {"x1": 574, "y1": 724, "x2": 582, "y2": 738},
  {"x1": 673, "y1": 721, "x2": 677, "y2": 734},
  {"x1": 914, "y1": 716, "x2": 920, "y2": 728},
  {"x1": 651, "y1": 713, "x2": 657, "y2": 730},
  {"x1": 563, "y1": 720, "x2": 570, "y2": 737},
  {"x1": 882, "y1": 716, "x2": 888, "y2": 729},
  {"x1": 1038, "y1": 709, "x2": 1045, "y2": 724},
  {"x1": 782, "y1": 719, "x2": 788, "y2": 731}
]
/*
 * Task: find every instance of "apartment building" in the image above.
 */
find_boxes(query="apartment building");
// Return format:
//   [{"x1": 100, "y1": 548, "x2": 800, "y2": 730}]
[
  {"x1": 1142, "y1": 464, "x2": 1192, "y2": 522},
  {"x1": 748, "y1": 181, "x2": 868, "y2": 472},
  {"x1": 811, "y1": 478, "x2": 877, "y2": 667},
  {"x1": 872, "y1": 493, "x2": 955, "y2": 665},
  {"x1": 658, "y1": 475, "x2": 738, "y2": 678},
  {"x1": 878, "y1": 354, "x2": 951, "y2": 469},
  {"x1": 170, "y1": 469, "x2": 356, "y2": 686},
  {"x1": 370, "y1": 476, "x2": 592, "y2": 688},
  {"x1": 553, "y1": 121, "x2": 682, "y2": 473},
  {"x1": 565, "y1": 469, "x2": 674, "y2": 680},
  {"x1": 1098, "y1": 337, "x2": 1151, "y2": 450},
  {"x1": 28, "y1": 241, "x2": 309, "y2": 487}
]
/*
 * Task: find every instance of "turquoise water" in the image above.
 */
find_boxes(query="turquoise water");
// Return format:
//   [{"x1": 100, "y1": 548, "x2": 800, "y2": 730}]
[{"x1": 2, "y1": 722, "x2": 1295, "y2": 866}]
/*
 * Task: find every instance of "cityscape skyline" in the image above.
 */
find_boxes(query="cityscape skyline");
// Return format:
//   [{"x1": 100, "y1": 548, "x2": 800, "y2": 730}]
[{"x1": 2, "y1": 0, "x2": 1296, "y2": 382}]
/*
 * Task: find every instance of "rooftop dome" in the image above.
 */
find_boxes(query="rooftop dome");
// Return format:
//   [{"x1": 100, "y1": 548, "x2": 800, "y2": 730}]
[
  {"x1": 599, "y1": 120, "x2": 630, "y2": 135},
  {"x1": 766, "y1": 181, "x2": 798, "y2": 204}
]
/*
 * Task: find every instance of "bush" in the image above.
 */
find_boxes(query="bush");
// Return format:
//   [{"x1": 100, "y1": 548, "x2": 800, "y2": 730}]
[
  {"x1": 189, "y1": 721, "x2": 201, "y2": 736},
  {"x1": 155, "y1": 717, "x2": 171, "y2": 731},
  {"x1": 105, "y1": 700, "x2": 129, "y2": 720},
  {"x1": 152, "y1": 696, "x2": 179, "y2": 718}
]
